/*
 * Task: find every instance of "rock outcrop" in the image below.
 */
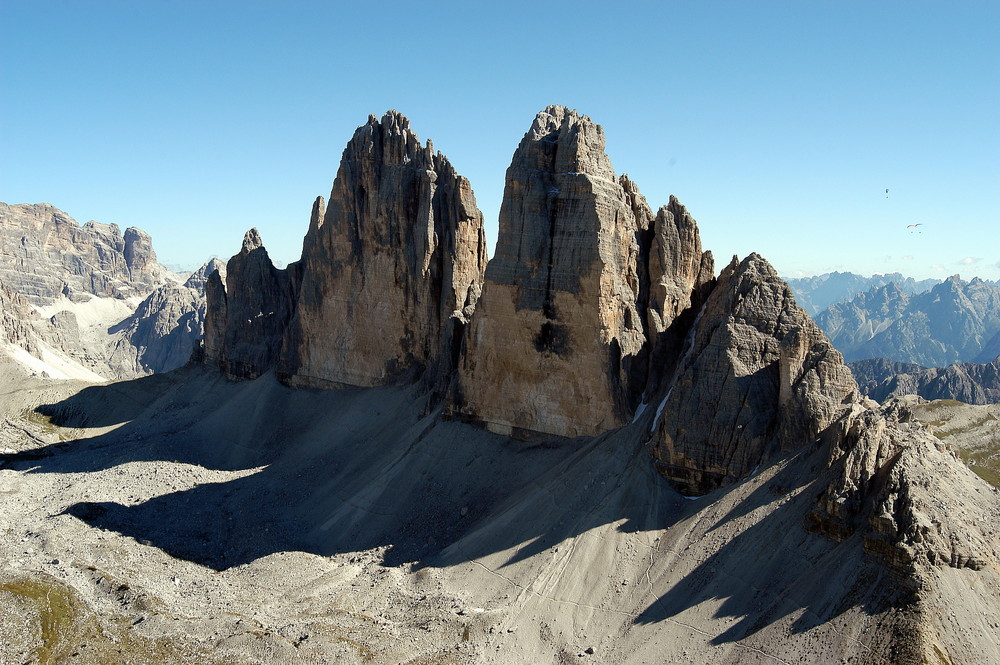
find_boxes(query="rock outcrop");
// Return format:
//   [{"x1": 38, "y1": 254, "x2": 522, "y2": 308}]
[
  {"x1": 649, "y1": 254, "x2": 858, "y2": 494},
  {"x1": 807, "y1": 402, "x2": 998, "y2": 575},
  {"x1": 447, "y1": 106, "x2": 712, "y2": 438},
  {"x1": 0, "y1": 280, "x2": 46, "y2": 351},
  {"x1": 0, "y1": 202, "x2": 162, "y2": 304},
  {"x1": 205, "y1": 229, "x2": 297, "y2": 381},
  {"x1": 277, "y1": 112, "x2": 488, "y2": 389}
]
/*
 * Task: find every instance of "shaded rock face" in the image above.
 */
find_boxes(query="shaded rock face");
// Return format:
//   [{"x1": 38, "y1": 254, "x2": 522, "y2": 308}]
[
  {"x1": 205, "y1": 229, "x2": 298, "y2": 380},
  {"x1": 851, "y1": 356, "x2": 1000, "y2": 405},
  {"x1": 105, "y1": 259, "x2": 226, "y2": 376},
  {"x1": 0, "y1": 202, "x2": 162, "y2": 304},
  {"x1": 278, "y1": 112, "x2": 488, "y2": 389},
  {"x1": 649, "y1": 254, "x2": 858, "y2": 495},
  {"x1": 448, "y1": 106, "x2": 712, "y2": 438}
]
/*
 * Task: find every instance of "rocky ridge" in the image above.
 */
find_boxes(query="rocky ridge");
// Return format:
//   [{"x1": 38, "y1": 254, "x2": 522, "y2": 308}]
[
  {"x1": 0, "y1": 202, "x2": 162, "y2": 304},
  {"x1": 784, "y1": 271, "x2": 940, "y2": 316},
  {"x1": 106, "y1": 258, "x2": 227, "y2": 376},
  {"x1": 851, "y1": 355, "x2": 1000, "y2": 405}
]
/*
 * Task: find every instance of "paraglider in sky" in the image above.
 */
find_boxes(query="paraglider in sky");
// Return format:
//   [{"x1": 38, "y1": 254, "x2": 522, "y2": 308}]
[
  {"x1": 906, "y1": 224, "x2": 923, "y2": 228},
  {"x1": 885, "y1": 188, "x2": 889, "y2": 198}
]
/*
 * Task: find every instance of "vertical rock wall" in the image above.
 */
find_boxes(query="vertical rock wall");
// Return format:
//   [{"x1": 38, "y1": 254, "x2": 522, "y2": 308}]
[
  {"x1": 205, "y1": 229, "x2": 297, "y2": 380},
  {"x1": 278, "y1": 111, "x2": 488, "y2": 389},
  {"x1": 447, "y1": 106, "x2": 711, "y2": 438}
]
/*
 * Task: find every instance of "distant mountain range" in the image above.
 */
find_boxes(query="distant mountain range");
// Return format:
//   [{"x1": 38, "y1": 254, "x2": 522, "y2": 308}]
[
  {"x1": 850, "y1": 357, "x2": 1000, "y2": 405},
  {"x1": 0, "y1": 202, "x2": 220, "y2": 379},
  {"x1": 807, "y1": 275, "x2": 1000, "y2": 367},
  {"x1": 783, "y1": 271, "x2": 941, "y2": 316}
]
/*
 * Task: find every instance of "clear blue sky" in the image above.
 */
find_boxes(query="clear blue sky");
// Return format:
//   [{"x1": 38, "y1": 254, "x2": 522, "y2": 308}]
[{"x1": 2, "y1": 1, "x2": 997, "y2": 280}]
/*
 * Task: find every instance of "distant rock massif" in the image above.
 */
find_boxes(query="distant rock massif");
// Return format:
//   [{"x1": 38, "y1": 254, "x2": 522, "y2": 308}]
[
  {"x1": 851, "y1": 356, "x2": 1000, "y2": 405},
  {"x1": 784, "y1": 271, "x2": 940, "y2": 317},
  {"x1": 0, "y1": 202, "x2": 221, "y2": 379},
  {"x1": 815, "y1": 276, "x2": 1000, "y2": 367}
]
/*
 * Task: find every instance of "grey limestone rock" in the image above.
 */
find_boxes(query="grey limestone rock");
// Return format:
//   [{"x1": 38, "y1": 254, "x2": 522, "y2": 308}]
[
  {"x1": 807, "y1": 403, "x2": 999, "y2": 575},
  {"x1": 278, "y1": 111, "x2": 488, "y2": 389},
  {"x1": 448, "y1": 106, "x2": 711, "y2": 438},
  {"x1": 649, "y1": 253, "x2": 858, "y2": 495},
  {"x1": 851, "y1": 356, "x2": 1000, "y2": 405},
  {"x1": 0, "y1": 202, "x2": 162, "y2": 304}
]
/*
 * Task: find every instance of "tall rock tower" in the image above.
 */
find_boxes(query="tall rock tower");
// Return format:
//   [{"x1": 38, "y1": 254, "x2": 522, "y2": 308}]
[
  {"x1": 278, "y1": 111, "x2": 489, "y2": 388},
  {"x1": 448, "y1": 106, "x2": 712, "y2": 437}
]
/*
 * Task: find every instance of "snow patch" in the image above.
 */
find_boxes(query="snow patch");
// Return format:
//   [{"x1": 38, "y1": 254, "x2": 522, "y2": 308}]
[
  {"x1": 36, "y1": 295, "x2": 141, "y2": 329},
  {"x1": 4, "y1": 341, "x2": 108, "y2": 382}
]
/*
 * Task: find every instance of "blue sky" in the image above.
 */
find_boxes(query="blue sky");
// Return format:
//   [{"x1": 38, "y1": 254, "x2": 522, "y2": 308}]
[{"x1": 2, "y1": 1, "x2": 997, "y2": 280}]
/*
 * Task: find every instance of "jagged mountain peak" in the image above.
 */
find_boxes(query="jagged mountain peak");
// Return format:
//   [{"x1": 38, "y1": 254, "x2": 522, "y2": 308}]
[{"x1": 240, "y1": 227, "x2": 264, "y2": 253}]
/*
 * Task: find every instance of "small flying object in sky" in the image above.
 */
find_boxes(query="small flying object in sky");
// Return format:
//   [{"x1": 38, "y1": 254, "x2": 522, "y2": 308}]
[
  {"x1": 885, "y1": 188, "x2": 889, "y2": 198},
  {"x1": 906, "y1": 224, "x2": 923, "y2": 228}
]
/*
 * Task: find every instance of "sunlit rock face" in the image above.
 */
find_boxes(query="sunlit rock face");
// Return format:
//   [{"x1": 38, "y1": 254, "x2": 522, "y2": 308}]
[
  {"x1": 0, "y1": 202, "x2": 163, "y2": 304},
  {"x1": 278, "y1": 111, "x2": 488, "y2": 389},
  {"x1": 447, "y1": 106, "x2": 711, "y2": 438}
]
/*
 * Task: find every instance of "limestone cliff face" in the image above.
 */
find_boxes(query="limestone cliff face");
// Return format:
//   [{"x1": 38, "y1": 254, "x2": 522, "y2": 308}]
[
  {"x1": 206, "y1": 229, "x2": 297, "y2": 380},
  {"x1": 0, "y1": 202, "x2": 162, "y2": 304},
  {"x1": 105, "y1": 259, "x2": 227, "y2": 376},
  {"x1": 649, "y1": 254, "x2": 858, "y2": 495},
  {"x1": 278, "y1": 112, "x2": 488, "y2": 389},
  {"x1": 448, "y1": 106, "x2": 712, "y2": 438}
]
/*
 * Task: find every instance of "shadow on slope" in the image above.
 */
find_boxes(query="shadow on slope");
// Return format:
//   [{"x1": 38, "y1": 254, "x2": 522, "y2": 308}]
[
  {"x1": 634, "y1": 454, "x2": 904, "y2": 644},
  {"x1": 4, "y1": 367, "x2": 690, "y2": 572},
  {"x1": 3, "y1": 367, "x2": 896, "y2": 647}
]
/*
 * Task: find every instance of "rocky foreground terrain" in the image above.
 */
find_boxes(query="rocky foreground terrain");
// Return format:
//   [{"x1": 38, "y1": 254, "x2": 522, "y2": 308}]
[
  {"x1": 0, "y1": 202, "x2": 222, "y2": 380},
  {"x1": 1, "y1": 107, "x2": 999, "y2": 664}
]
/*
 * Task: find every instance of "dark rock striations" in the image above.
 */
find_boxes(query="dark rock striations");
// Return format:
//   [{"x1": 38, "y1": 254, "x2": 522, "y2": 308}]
[{"x1": 277, "y1": 111, "x2": 488, "y2": 389}]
